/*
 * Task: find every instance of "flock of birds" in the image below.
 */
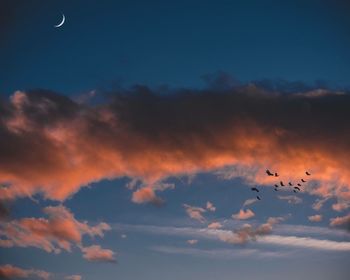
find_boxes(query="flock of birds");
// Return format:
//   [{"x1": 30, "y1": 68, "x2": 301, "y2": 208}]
[{"x1": 251, "y1": 169, "x2": 311, "y2": 200}]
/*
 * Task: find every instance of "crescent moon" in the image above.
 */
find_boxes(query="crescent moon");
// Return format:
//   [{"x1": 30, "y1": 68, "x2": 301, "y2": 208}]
[{"x1": 54, "y1": 14, "x2": 65, "y2": 28}]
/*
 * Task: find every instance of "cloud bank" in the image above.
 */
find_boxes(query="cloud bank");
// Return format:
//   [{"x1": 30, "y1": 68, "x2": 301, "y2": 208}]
[{"x1": 0, "y1": 84, "x2": 350, "y2": 205}]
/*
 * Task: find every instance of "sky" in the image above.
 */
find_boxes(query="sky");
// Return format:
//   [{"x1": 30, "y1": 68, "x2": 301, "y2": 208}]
[{"x1": 1, "y1": 1, "x2": 350, "y2": 280}]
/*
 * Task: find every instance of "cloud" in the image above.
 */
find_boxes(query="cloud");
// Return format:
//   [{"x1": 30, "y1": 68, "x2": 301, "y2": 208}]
[
  {"x1": 0, "y1": 205, "x2": 111, "y2": 253},
  {"x1": 0, "y1": 86, "x2": 350, "y2": 204},
  {"x1": 113, "y1": 222, "x2": 350, "y2": 251},
  {"x1": 183, "y1": 204, "x2": 206, "y2": 223},
  {"x1": 259, "y1": 235, "x2": 350, "y2": 251},
  {"x1": 242, "y1": 198, "x2": 257, "y2": 208},
  {"x1": 0, "y1": 264, "x2": 50, "y2": 279},
  {"x1": 187, "y1": 239, "x2": 198, "y2": 245},
  {"x1": 81, "y1": 245, "x2": 116, "y2": 263},
  {"x1": 65, "y1": 276, "x2": 82, "y2": 280},
  {"x1": 232, "y1": 209, "x2": 255, "y2": 220},
  {"x1": 151, "y1": 246, "x2": 288, "y2": 259},
  {"x1": 308, "y1": 215, "x2": 323, "y2": 222},
  {"x1": 312, "y1": 197, "x2": 330, "y2": 211},
  {"x1": 208, "y1": 222, "x2": 223, "y2": 229},
  {"x1": 206, "y1": 201, "x2": 216, "y2": 212},
  {"x1": 332, "y1": 201, "x2": 350, "y2": 212},
  {"x1": 330, "y1": 214, "x2": 350, "y2": 230},
  {"x1": 216, "y1": 216, "x2": 286, "y2": 244},
  {"x1": 277, "y1": 195, "x2": 302, "y2": 204}
]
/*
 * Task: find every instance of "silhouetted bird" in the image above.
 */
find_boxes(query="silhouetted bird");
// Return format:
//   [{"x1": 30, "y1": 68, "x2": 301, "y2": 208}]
[
  {"x1": 275, "y1": 172, "x2": 279, "y2": 177},
  {"x1": 297, "y1": 183, "x2": 301, "y2": 187},
  {"x1": 280, "y1": 181, "x2": 285, "y2": 187},
  {"x1": 274, "y1": 184, "x2": 279, "y2": 188},
  {"x1": 257, "y1": 196, "x2": 261, "y2": 200},
  {"x1": 306, "y1": 171, "x2": 311, "y2": 176},
  {"x1": 301, "y1": 179, "x2": 306, "y2": 183},
  {"x1": 251, "y1": 187, "x2": 259, "y2": 192},
  {"x1": 274, "y1": 188, "x2": 278, "y2": 191},
  {"x1": 293, "y1": 190, "x2": 297, "y2": 193},
  {"x1": 266, "y1": 169, "x2": 274, "y2": 176},
  {"x1": 288, "y1": 182, "x2": 293, "y2": 186},
  {"x1": 294, "y1": 186, "x2": 300, "y2": 191}
]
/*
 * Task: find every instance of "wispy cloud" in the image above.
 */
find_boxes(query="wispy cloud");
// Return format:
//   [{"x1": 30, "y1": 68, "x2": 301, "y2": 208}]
[
  {"x1": 112, "y1": 222, "x2": 350, "y2": 251},
  {"x1": 278, "y1": 195, "x2": 302, "y2": 204},
  {"x1": 151, "y1": 246, "x2": 288, "y2": 260}
]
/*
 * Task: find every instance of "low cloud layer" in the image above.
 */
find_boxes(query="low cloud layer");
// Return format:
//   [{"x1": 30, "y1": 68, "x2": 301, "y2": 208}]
[{"x1": 0, "y1": 84, "x2": 350, "y2": 206}]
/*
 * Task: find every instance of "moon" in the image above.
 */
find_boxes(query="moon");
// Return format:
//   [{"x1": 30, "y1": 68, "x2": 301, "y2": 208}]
[{"x1": 54, "y1": 14, "x2": 65, "y2": 28}]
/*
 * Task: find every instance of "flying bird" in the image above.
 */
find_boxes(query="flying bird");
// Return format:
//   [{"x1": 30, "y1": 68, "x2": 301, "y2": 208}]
[
  {"x1": 297, "y1": 183, "x2": 301, "y2": 187},
  {"x1": 266, "y1": 169, "x2": 274, "y2": 176},
  {"x1": 274, "y1": 188, "x2": 278, "y2": 191},
  {"x1": 257, "y1": 196, "x2": 261, "y2": 200},
  {"x1": 306, "y1": 171, "x2": 311, "y2": 176},
  {"x1": 275, "y1": 172, "x2": 279, "y2": 177},
  {"x1": 251, "y1": 187, "x2": 259, "y2": 192},
  {"x1": 301, "y1": 179, "x2": 306, "y2": 183},
  {"x1": 288, "y1": 182, "x2": 293, "y2": 186},
  {"x1": 280, "y1": 181, "x2": 285, "y2": 187},
  {"x1": 274, "y1": 184, "x2": 279, "y2": 188},
  {"x1": 294, "y1": 186, "x2": 300, "y2": 191}
]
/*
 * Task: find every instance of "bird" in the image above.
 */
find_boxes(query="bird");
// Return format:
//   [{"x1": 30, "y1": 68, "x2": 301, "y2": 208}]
[
  {"x1": 301, "y1": 179, "x2": 306, "y2": 183},
  {"x1": 274, "y1": 188, "x2": 278, "y2": 191},
  {"x1": 266, "y1": 169, "x2": 274, "y2": 176},
  {"x1": 297, "y1": 183, "x2": 301, "y2": 187},
  {"x1": 280, "y1": 181, "x2": 285, "y2": 187},
  {"x1": 294, "y1": 186, "x2": 300, "y2": 191},
  {"x1": 275, "y1": 172, "x2": 279, "y2": 177},
  {"x1": 251, "y1": 187, "x2": 259, "y2": 192},
  {"x1": 288, "y1": 182, "x2": 293, "y2": 186},
  {"x1": 293, "y1": 190, "x2": 297, "y2": 193},
  {"x1": 257, "y1": 196, "x2": 261, "y2": 200},
  {"x1": 274, "y1": 184, "x2": 279, "y2": 188},
  {"x1": 306, "y1": 171, "x2": 311, "y2": 176}
]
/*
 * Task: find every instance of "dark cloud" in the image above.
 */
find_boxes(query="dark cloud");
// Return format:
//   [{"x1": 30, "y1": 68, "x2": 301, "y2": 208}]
[{"x1": 0, "y1": 82, "x2": 349, "y2": 203}]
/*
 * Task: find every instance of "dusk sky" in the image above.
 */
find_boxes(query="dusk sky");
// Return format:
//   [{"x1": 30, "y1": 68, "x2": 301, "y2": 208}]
[{"x1": 1, "y1": 1, "x2": 350, "y2": 280}]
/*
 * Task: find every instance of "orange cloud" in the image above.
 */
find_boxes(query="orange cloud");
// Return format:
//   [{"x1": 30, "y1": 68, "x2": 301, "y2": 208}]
[
  {"x1": 207, "y1": 222, "x2": 222, "y2": 229},
  {"x1": 232, "y1": 209, "x2": 255, "y2": 220},
  {"x1": 183, "y1": 204, "x2": 206, "y2": 223},
  {"x1": 0, "y1": 205, "x2": 110, "y2": 253},
  {"x1": 330, "y1": 214, "x2": 350, "y2": 230},
  {"x1": 0, "y1": 264, "x2": 50, "y2": 280},
  {"x1": 308, "y1": 215, "x2": 323, "y2": 222},
  {"x1": 0, "y1": 87, "x2": 349, "y2": 206},
  {"x1": 81, "y1": 245, "x2": 116, "y2": 262}
]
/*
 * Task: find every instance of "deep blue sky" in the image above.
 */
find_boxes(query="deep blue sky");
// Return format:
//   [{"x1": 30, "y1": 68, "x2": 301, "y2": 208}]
[{"x1": 1, "y1": 0, "x2": 350, "y2": 95}]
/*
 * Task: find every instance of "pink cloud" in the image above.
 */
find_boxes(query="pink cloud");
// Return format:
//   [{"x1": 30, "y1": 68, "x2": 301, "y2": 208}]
[
  {"x1": 0, "y1": 205, "x2": 110, "y2": 253},
  {"x1": 330, "y1": 214, "x2": 350, "y2": 229},
  {"x1": 0, "y1": 264, "x2": 50, "y2": 280},
  {"x1": 308, "y1": 215, "x2": 323, "y2": 222},
  {"x1": 183, "y1": 204, "x2": 206, "y2": 223},
  {"x1": 206, "y1": 201, "x2": 216, "y2": 212},
  {"x1": 232, "y1": 209, "x2": 255, "y2": 220},
  {"x1": 208, "y1": 222, "x2": 223, "y2": 229},
  {"x1": 81, "y1": 245, "x2": 116, "y2": 263}
]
